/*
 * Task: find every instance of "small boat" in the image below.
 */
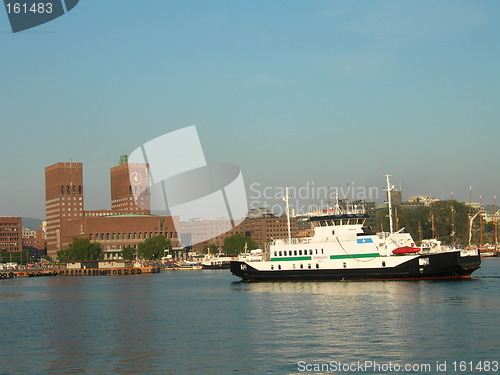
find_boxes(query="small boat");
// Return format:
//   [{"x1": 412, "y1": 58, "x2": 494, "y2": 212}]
[
  {"x1": 201, "y1": 253, "x2": 235, "y2": 269},
  {"x1": 173, "y1": 262, "x2": 202, "y2": 270},
  {"x1": 238, "y1": 249, "x2": 264, "y2": 262},
  {"x1": 392, "y1": 246, "x2": 420, "y2": 254}
]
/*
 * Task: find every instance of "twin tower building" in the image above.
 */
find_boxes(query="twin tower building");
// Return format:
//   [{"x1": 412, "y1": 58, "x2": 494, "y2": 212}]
[{"x1": 44, "y1": 157, "x2": 179, "y2": 260}]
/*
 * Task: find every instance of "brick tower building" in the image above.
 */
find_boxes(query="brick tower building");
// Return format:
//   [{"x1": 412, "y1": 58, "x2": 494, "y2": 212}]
[
  {"x1": 45, "y1": 162, "x2": 84, "y2": 259},
  {"x1": 110, "y1": 155, "x2": 150, "y2": 214}
]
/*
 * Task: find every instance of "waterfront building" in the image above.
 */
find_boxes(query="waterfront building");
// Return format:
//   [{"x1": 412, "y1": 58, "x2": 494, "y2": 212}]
[
  {"x1": 110, "y1": 155, "x2": 151, "y2": 215},
  {"x1": 22, "y1": 228, "x2": 45, "y2": 252},
  {"x1": 407, "y1": 195, "x2": 439, "y2": 206},
  {"x1": 190, "y1": 213, "x2": 298, "y2": 253},
  {"x1": 61, "y1": 214, "x2": 179, "y2": 259},
  {"x1": 45, "y1": 159, "x2": 179, "y2": 260},
  {"x1": 45, "y1": 162, "x2": 84, "y2": 257},
  {"x1": 0, "y1": 217, "x2": 22, "y2": 252}
]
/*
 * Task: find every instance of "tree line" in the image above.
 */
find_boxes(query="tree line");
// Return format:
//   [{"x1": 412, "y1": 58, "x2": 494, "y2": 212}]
[
  {"x1": 376, "y1": 200, "x2": 495, "y2": 246},
  {"x1": 56, "y1": 235, "x2": 172, "y2": 262}
]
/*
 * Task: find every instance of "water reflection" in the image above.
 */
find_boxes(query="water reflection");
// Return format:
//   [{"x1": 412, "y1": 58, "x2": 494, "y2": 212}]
[
  {"x1": 230, "y1": 271, "x2": 500, "y2": 372},
  {"x1": 0, "y1": 260, "x2": 498, "y2": 374},
  {"x1": 33, "y1": 276, "x2": 162, "y2": 374}
]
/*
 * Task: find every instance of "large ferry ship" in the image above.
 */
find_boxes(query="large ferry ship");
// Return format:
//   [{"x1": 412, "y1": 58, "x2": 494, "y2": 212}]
[{"x1": 230, "y1": 177, "x2": 481, "y2": 282}]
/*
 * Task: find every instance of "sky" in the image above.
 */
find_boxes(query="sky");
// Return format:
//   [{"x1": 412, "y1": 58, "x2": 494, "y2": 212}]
[{"x1": 1, "y1": 0, "x2": 499, "y2": 219}]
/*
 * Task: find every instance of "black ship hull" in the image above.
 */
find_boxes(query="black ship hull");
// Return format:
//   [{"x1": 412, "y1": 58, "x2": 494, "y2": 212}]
[
  {"x1": 202, "y1": 263, "x2": 231, "y2": 270},
  {"x1": 230, "y1": 251, "x2": 481, "y2": 282}
]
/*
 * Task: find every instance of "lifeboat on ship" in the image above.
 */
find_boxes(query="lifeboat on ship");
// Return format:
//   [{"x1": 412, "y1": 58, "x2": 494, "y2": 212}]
[{"x1": 392, "y1": 246, "x2": 421, "y2": 254}]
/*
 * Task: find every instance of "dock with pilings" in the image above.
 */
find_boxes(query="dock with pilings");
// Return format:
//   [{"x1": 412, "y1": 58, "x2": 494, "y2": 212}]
[{"x1": 0, "y1": 266, "x2": 161, "y2": 279}]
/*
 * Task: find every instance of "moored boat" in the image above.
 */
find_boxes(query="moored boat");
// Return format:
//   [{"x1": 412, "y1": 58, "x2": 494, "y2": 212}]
[
  {"x1": 173, "y1": 262, "x2": 203, "y2": 270},
  {"x1": 201, "y1": 254, "x2": 234, "y2": 269}
]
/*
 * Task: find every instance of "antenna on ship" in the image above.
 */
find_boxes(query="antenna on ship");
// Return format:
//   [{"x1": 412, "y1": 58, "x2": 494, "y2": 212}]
[
  {"x1": 384, "y1": 174, "x2": 394, "y2": 234},
  {"x1": 480, "y1": 195, "x2": 483, "y2": 248},
  {"x1": 451, "y1": 192, "x2": 455, "y2": 247},
  {"x1": 494, "y1": 195, "x2": 498, "y2": 253},
  {"x1": 283, "y1": 187, "x2": 292, "y2": 244},
  {"x1": 334, "y1": 191, "x2": 340, "y2": 214},
  {"x1": 345, "y1": 183, "x2": 350, "y2": 214}
]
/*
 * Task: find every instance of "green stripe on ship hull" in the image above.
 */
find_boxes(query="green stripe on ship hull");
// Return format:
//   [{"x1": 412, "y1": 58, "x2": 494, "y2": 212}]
[
  {"x1": 271, "y1": 256, "x2": 312, "y2": 262},
  {"x1": 330, "y1": 253, "x2": 380, "y2": 259}
]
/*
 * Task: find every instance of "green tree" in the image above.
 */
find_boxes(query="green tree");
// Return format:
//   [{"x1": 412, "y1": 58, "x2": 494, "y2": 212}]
[
  {"x1": 57, "y1": 237, "x2": 102, "y2": 262},
  {"x1": 376, "y1": 200, "x2": 470, "y2": 245},
  {"x1": 222, "y1": 233, "x2": 257, "y2": 255},
  {"x1": 137, "y1": 235, "x2": 171, "y2": 260},
  {"x1": 121, "y1": 246, "x2": 136, "y2": 261}
]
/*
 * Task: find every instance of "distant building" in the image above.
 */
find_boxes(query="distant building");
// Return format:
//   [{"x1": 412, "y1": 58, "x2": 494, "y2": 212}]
[
  {"x1": 407, "y1": 195, "x2": 439, "y2": 206},
  {"x1": 45, "y1": 162, "x2": 84, "y2": 257},
  {"x1": 464, "y1": 202, "x2": 482, "y2": 211},
  {"x1": 45, "y1": 159, "x2": 179, "y2": 260},
  {"x1": 0, "y1": 217, "x2": 22, "y2": 252},
  {"x1": 484, "y1": 204, "x2": 500, "y2": 223},
  {"x1": 110, "y1": 159, "x2": 151, "y2": 215},
  {"x1": 192, "y1": 214, "x2": 298, "y2": 252},
  {"x1": 22, "y1": 228, "x2": 45, "y2": 252},
  {"x1": 61, "y1": 214, "x2": 179, "y2": 260}
]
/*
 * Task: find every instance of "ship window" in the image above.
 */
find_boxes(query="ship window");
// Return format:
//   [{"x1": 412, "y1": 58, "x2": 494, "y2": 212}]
[
  {"x1": 278, "y1": 265, "x2": 281, "y2": 270},
  {"x1": 279, "y1": 251, "x2": 282, "y2": 256},
  {"x1": 343, "y1": 262, "x2": 347, "y2": 268},
  {"x1": 308, "y1": 264, "x2": 311, "y2": 269},
  {"x1": 309, "y1": 249, "x2": 313, "y2": 255},
  {"x1": 274, "y1": 251, "x2": 277, "y2": 257},
  {"x1": 300, "y1": 264, "x2": 303, "y2": 269},
  {"x1": 316, "y1": 264, "x2": 319, "y2": 269},
  {"x1": 294, "y1": 250, "x2": 297, "y2": 256},
  {"x1": 321, "y1": 249, "x2": 324, "y2": 254},
  {"x1": 271, "y1": 265, "x2": 274, "y2": 270},
  {"x1": 299, "y1": 250, "x2": 302, "y2": 255},
  {"x1": 382, "y1": 261, "x2": 386, "y2": 267},
  {"x1": 315, "y1": 249, "x2": 318, "y2": 254}
]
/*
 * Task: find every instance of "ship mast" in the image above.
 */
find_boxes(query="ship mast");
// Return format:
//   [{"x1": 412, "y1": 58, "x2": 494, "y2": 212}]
[
  {"x1": 451, "y1": 193, "x2": 455, "y2": 247},
  {"x1": 345, "y1": 183, "x2": 350, "y2": 214},
  {"x1": 479, "y1": 196, "x2": 483, "y2": 248},
  {"x1": 431, "y1": 214, "x2": 436, "y2": 239},
  {"x1": 283, "y1": 187, "x2": 292, "y2": 244},
  {"x1": 384, "y1": 174, "x2": 394, "y2": 234},
  {"x1": 495, "y1": 196, "x2": 498, "y2": 252},
  {"x1": 467, "y1": 186, "x2": 473, "y2": 247}
]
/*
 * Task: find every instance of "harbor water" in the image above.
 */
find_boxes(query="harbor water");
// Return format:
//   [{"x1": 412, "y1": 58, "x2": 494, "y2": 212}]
[{"x1": 1, "y1": 259, "x2": 499, "y2": 374}]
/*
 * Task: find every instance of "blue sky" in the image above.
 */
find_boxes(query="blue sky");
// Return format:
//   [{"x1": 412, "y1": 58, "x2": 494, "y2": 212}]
[{"x1": 1, "y1": 0, "x2": 499, "y2": 219}]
